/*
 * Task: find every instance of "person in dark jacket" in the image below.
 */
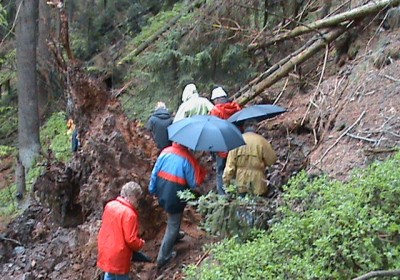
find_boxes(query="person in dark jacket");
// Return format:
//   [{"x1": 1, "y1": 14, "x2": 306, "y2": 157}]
[
  {"x1": 146, "y1": 102, "x2": 173, "y2": 150},
  {"x1": 209, "y1": 87, "x2": 242, "y2": 195},
  {"x1": 149, "y1": 142, "x2": 206, "y2": 269}
]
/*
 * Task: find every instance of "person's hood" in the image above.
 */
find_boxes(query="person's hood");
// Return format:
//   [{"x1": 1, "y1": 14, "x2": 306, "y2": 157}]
[
  {"x1": 182, "y1": 83, "x2": 198, "y2": 102},
  {"x1": 153, "y1": 108, "x2": 171, "y2": 119}
]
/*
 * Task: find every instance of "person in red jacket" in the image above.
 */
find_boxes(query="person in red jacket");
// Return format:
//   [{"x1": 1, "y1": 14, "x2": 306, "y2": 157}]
[
  {"x1": 209, "y1": 87, "x2": 242, "y2": 195},
  {"x1": 97, "y1": 182, "x2": 145, "y2": 280}
]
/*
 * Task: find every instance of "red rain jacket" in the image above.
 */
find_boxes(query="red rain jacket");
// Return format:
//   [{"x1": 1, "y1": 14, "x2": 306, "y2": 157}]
[
  {"x1": 210, "y1": 101, "x2": 242, "y2": 158},
  {"x1": 97, "y1": 196, "x2": 145, "y2": 274},
  {"x1": 210, "y1": 101, "x2": 241, "y2": 120}
]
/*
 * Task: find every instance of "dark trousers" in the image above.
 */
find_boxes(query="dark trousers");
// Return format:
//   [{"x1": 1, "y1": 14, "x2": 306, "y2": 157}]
[
  {"x1": 216, "y1": 155, "x2": 226, "y2": 195},
  {"x1": 157, "y1": 211, "x2": 183, "y2": 266}
]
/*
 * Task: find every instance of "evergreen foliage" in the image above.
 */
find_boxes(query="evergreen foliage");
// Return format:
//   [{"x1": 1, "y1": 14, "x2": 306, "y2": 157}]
[
  {"x1": 184, "y1": 152, "x2": 400, "y2": 279},
  {"x1": 0, "y1": 49, "x2": 16, "y2": 87},
  {"x1": 0, "y1": 105, "x2": 17, "y2": 143},
  {"x1": 119, "y1": 1, "x2": 258, "y2": 121},
  {"x1": 184, "y1": 189, "x2": 275, "y2": 241},
  {"x1": 0, "y1": 3, "x2": 6, "y2": 29}
]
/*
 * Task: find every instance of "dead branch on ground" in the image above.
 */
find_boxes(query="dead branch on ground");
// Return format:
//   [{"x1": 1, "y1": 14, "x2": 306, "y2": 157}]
[
  {"x1": 313, "y1": 110, "x2": 366, "y2": 167},
  {"x1": 300, "y1": 44, "x2": 329, "y2": 126}
]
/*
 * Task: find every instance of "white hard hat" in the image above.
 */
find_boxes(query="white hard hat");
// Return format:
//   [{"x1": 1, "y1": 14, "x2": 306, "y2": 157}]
[
  {"x1": 211, "y1": 87, "x2": 227, "y2": 101},
  {"x1": 182, "y1": 83, "x2": 198, "y2": 102}
]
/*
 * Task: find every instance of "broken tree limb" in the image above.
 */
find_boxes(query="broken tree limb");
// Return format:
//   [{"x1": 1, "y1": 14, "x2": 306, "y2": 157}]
[
  {"x1": 248, "y1": 0, "x2": 400, "y2": 50},
  {"x1": 233, "y1": 35, "x2": 319, "y2": 100},
  {"x1": 235, "y1": 26, "x2": 348, "y2": 106}
]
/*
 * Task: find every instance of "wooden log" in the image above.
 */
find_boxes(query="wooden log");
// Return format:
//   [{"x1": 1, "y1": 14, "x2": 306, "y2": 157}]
[
  {"x1": 249, "y1": 0, "x2": 400, "y2": 50},
  {"x1": 236, "y1": 26, "x2": 348, "y2": 105}
]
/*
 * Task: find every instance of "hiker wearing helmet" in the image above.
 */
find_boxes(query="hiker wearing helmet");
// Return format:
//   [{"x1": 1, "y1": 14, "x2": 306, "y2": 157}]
[
  {"x1": 209, "y1": 87, "x2": 242, "y2": 195},
  {"x1": 173, "y1": 83, "x2": 214, "y2": 123}
]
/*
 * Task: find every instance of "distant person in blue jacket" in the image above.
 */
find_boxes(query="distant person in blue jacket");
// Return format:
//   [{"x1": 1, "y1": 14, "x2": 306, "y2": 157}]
[
  {"x1": 149, "y1": 142, "x2": 206, "y2": 269},
  {"x1": 145, "y1": 102, "x2": 173, "y2": 151}
]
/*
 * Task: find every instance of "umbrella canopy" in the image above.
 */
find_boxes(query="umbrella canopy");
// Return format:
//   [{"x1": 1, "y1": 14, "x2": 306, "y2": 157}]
[
  {"x1": 168, "y1": 115, "x2": 245, "y2": 152},
  {"x1": 227, "y1": 104, "x2": 286, "y2": 125}
]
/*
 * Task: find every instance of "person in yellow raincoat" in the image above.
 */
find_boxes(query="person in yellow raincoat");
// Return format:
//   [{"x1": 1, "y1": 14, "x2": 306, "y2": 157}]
[{"x1": 223, "y1": 119, "x2": 277, "y2": 196}]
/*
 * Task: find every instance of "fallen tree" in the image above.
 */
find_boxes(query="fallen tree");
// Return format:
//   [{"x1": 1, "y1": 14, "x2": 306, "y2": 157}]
[
  {"x1": 235, "y1": 25, "x2": 349, "y2": 106},
  {"x1": 248, "y1": 0, "x2": 400, "y2": 50}
]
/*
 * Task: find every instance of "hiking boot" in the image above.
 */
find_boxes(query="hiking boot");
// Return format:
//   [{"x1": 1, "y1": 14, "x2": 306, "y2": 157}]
[
  {"x1": 132, "y1": 251, "x2": 152, "y2": 262},
  {"x1": 175, "y1": 230, "x2": 186, "y2": 243},
  {"x1": 157, "y1": 251, "x2": 177, "y2": 269}
]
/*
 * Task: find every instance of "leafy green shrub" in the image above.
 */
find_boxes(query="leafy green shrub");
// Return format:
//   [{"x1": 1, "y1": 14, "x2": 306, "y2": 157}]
[
  {"x1": 40, "y1": 111, "x2": 72, "y2": 162},
  {"x1": 185, "y1": 153, "x2": 400, "y2": 279}
]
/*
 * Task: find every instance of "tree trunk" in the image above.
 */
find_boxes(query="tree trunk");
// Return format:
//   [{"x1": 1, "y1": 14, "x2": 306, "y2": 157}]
[
  {"x1": 249, "y1": 0, "x2": 400, "y2": 50},
  {"x1": 16, "y1": 0, "x2": 41, "y2": 174},
  {"x1": 236, "y1": 26, "x2": 347, "y2": 105},
  {"x1": 37, "y1": 0, "x2": 52, "y2": 119},
  {"x1": 67, "y1": 0, "x2": 75, "y2": 24},
  {"x1": 15, "y1": 158, "x2": 25, "y2": 200},
  {"x1": 86, "y1": 0, "x2": 96, "y2": 55}
]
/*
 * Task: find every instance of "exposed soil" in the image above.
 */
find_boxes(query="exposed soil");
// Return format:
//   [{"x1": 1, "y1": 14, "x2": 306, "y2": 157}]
[{"x1": 0, "y1": 22, "x2": 399, "y2": 280}]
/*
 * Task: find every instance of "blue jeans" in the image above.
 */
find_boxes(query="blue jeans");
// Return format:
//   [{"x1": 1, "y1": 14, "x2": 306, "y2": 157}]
[
  {"x1": 104, "y1": 272, "x2": 130, "y2": 280},
  {"x1": 157, "y1": 211, "x2": 183, "y2": 266},
  {"x1": 216, "y1": 155, "x2": 226, "y2": 195}
]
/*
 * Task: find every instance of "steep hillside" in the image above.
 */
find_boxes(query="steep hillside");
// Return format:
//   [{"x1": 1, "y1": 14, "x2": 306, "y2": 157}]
[{"x1": 0, "y1": 1, "x2": 399, "y2": 279}]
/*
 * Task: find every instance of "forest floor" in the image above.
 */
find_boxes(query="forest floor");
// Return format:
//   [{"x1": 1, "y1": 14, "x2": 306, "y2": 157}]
[{"x1": 0, "y1": 25, "x2": 399, "y2": 280}]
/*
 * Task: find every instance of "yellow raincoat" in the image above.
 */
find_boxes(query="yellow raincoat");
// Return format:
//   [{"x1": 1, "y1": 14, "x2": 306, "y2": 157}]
[{"x1": 223, "y1": 131, "x2": 277, "y2": 195}]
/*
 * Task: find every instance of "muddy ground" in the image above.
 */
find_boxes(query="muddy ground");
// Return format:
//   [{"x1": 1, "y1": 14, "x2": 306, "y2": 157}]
[{"x1": 0, "y1": 24, "x2": 399, "y2": 280}]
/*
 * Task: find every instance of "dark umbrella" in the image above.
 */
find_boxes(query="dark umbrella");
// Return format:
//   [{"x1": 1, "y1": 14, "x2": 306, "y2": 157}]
[
  {"x1": 168, "y1": 115, "x2": 245, "y2": 152},
  {"x1": 227, "y1": 104, "x2": 286, "y2": 125}
]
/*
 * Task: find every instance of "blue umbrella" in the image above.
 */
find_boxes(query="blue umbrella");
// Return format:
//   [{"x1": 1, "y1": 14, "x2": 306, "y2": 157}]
[
  {"x1": 168, "y1": 115, "x2": 245, "y2": 152},
  {"x1": 227, "y1": 104, "x2": 286, "y2": 125}
]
